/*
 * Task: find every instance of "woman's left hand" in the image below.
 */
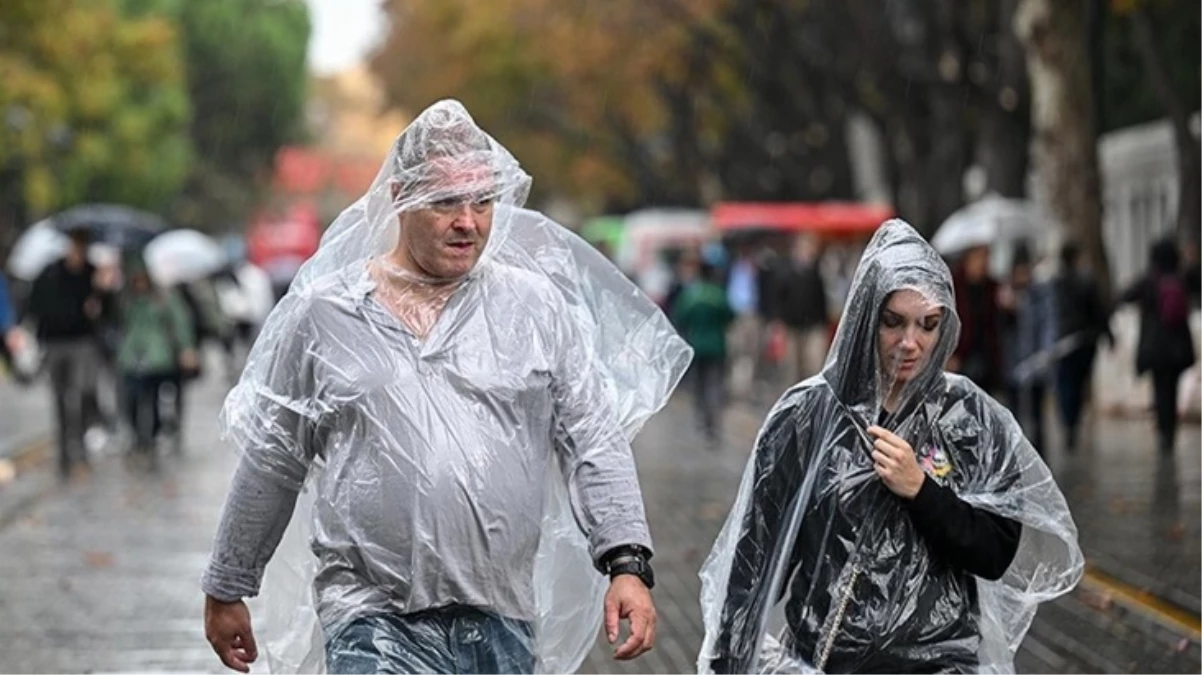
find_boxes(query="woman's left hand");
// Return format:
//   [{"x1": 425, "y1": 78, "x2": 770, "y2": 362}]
[{"x1": 868, "y1": 425, "x2": 926, "y2": 499}]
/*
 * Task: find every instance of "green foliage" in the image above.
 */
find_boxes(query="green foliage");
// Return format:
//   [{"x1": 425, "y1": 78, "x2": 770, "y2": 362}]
[{"x1": 0, "y1": 0, "x2": 193, "y2": 217}]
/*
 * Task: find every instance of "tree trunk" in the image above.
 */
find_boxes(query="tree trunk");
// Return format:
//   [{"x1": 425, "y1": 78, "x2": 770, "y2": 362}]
[
  {"x1": 978, "y1": 0, "x2": 1031, "y2": 199},
  {"x1": 1015, "y1": 0, "x2": 1110, "y2": 298},
  {"x1": 1129, "y1": 7, "x2": 1201, "y2": 243},
  {"x1": 1176, "y1": 139, "x2": 1201, "y2": 243}
]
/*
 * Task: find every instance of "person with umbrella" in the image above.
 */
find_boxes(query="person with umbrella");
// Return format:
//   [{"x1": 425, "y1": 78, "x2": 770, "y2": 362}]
[
  {"x1": 114, "y1": 253, "x2": 198, "y2": 463},
  {"x1": 21, "y1": 227, "x2": 107, "y2": 480}
]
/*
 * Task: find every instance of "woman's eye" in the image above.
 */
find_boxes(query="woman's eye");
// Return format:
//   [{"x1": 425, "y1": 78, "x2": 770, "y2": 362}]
[
  {"x1": 881, "y1": 314, "x2": 903, "y2": 328},
  {"x1": 922, "y1": 318, "x2": 941, "y2": 332}
]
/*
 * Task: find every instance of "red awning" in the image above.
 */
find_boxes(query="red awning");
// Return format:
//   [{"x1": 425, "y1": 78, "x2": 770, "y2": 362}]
[
  {"x1": 246, "y1": 201, "x2": 322, "y2": 267},
  {"x1": 712, "y1": 202, "x2": 894, "y2": 234}
]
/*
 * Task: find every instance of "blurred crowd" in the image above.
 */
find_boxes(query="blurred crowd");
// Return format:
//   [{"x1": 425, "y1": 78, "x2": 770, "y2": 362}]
[
  {"x1": 658, "y1": 230, "x2": 1200, "y2": 454},
  {"x1": 0, "y1": 226, "x2": 275, "y2": 480}
]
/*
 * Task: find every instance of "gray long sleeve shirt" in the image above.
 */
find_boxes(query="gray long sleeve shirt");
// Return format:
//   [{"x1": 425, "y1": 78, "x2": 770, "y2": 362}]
[{"x1": 202, "y1": 264, "x2": 654, "y2": 628}]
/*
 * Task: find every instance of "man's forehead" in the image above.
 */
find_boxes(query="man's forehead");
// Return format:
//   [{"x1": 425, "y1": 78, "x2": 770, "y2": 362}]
[{"x1": 418, "y1": 156, "x2": 495, "y2": 191}]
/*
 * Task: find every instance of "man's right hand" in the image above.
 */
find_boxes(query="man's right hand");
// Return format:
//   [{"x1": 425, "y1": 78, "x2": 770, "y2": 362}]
[{"x1": 204, "y1": 595, "x2": 258, "y2": 673}]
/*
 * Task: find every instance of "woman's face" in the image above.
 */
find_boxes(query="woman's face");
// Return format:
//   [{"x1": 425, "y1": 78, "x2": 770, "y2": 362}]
[{"x1": 878, "y1": 289, "x2": 945, "y2": 385}]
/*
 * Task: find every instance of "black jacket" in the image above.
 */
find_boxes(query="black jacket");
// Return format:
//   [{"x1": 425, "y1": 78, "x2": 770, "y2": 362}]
[
  {"x1": 25, "y1": 259, "x2": 99, "y2": 343},
  {"x1": 1117, "y1": 273, "x2": 1195, "y2": 376}
]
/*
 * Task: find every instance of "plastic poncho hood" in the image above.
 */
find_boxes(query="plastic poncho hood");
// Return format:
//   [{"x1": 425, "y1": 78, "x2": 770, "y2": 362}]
[
  {"x1": 698, "y1": 220, "x2": 1082, "y2": 673},
  {"x1": 219, "y1": 100, "x2": 692, "y2": 673}
]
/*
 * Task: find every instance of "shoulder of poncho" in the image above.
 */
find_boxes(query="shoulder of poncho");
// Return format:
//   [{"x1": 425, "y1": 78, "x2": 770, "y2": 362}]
[
  {"x1": 281, "y1": 268, "x2": 366, "y2": 325},
  {"x1": 481, "y1": 261, "x2": 566, "y2": 309},
  {"x1": 773, "y1": 377, "x2": 839, "y2": 419}
]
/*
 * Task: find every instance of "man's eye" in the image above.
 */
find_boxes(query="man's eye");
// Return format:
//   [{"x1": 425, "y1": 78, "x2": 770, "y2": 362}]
[{"x1": 430, "y1": 198, "x2": 459, "y2": 208}]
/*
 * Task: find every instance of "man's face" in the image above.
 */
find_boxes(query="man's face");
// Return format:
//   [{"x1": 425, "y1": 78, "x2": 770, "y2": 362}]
[
  {"x1": 963, "y1": 246, "x2": 990, "y2": 280},
  {"x1": 395, "y1": 161, "x2": 496, "y2": 280},
  {"x1": 66, "y1": 232, "x2": 90, "y2": 267}
]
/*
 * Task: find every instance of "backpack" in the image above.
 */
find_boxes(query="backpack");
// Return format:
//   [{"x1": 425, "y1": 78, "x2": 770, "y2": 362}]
[{"x1": 1156, "y1": 275, "x2": 1189, "y2": 327}]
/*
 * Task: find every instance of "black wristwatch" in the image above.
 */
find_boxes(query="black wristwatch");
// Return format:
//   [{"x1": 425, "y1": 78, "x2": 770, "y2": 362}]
[{"x1": 603, "y1": 546, "x2": 655, "y2": 590}]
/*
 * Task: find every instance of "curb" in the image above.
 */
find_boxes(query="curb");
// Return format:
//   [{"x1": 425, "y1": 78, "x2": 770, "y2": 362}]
[
  {"x1": 0, "y1": 433, "x2": 52, "y2": 482},
  {"x1": 0, "y1": 434, "x2": 54, "y2": 530}
]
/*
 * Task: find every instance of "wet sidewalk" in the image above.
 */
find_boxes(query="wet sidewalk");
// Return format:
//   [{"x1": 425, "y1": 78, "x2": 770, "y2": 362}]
[
  {"x1": 0, "y1": 379, "x2": 52, "y2": 460},
  {"x1": 0, "y1": 371, "x2": 1196, "y2": 673}
]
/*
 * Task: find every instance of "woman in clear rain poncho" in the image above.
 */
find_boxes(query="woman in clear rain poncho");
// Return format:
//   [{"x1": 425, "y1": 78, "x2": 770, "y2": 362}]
[
  {"x1": 698, "y1": 220, "x2": 1083, "y2": 674},
  {"x1": 201, "y1": 100, "x2": 691, "y2": 674}
]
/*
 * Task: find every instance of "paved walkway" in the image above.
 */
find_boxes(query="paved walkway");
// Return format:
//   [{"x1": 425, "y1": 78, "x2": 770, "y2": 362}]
[{"x1": 0, "y1": 372, "x2": 1196, "y2": 673}]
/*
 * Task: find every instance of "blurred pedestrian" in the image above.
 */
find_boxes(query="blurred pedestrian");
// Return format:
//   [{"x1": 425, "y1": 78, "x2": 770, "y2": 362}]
[
  {"x1": 1000, "y1": 243, "x2": 1057, "y2": 453},
  {"x1": 662, "y1": 247, "x2": 700, "y2": 324},
  {"x1": 1112, "y1": 239, "x2": 1196, "y2": 454},
  {"x1": 1051, "y1": 242, "x2": 1113, "y2": 451},
  {"x1": 0, "y1": 272, "x2": 29, "y2": 382},
  {"x1": 202, "y1": 101, "x2": 688, "y2": 674},
  {"x1": 726, "y1": 243, "x2": 762, "y2": 400},
  {"x1": 698, "y1": 220, "x2": 1082, "y2": 674},
  {"x1": 1178, "y1": 237, "x2": 1201, "y2": 420},
  {"x1": 115, "y1": 257, "x2": 197, "y2": 462},
  {"x1": 766, "y1": 234, "x2": 829, "y2": 385},
  {"x1": 674, "y1": 261, "x2": 735, "y2": 441},
  {"x1": 21, "y1": 227, "x2": 106, "y2": 480},
  {"x1": 950, "y1": 245, "x2": 1003, "y2": 393}
]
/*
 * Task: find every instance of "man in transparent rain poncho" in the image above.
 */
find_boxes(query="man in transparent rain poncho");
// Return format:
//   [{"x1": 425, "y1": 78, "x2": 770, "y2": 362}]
[
  {"x1": 201, "y1": 100, "x2": 692, "y2": 674},
  {"x1": 699, "y1": 221, "x2": 1083, "y2": 674}
]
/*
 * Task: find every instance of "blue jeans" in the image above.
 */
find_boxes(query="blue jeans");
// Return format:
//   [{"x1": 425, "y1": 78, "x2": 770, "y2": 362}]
[{"x1": 325, "y1": 605, "x2": 535, "y2": 674}]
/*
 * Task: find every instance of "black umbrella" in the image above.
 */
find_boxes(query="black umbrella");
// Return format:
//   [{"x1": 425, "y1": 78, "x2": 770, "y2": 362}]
[{"x1": 51, "y1": 203, "x2": 167, "y2": 249}]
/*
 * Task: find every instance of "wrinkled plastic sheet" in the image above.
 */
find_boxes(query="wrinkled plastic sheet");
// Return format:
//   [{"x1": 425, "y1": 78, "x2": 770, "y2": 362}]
[
  {"x1": 220, "y1": 100, "x2": 691, "y2": 673},
  {"x1": 698, "y1": 220, "x2": 1083, "y2": 673}
]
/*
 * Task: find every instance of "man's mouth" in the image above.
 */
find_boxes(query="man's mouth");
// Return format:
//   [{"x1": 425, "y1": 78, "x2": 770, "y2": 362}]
[{"x1": 446, "y1": 241, "x2": 474, "y2": 251}]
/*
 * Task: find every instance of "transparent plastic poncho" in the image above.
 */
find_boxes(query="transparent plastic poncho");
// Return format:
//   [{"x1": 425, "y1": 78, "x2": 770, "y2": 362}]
[
  {"x1": 219, "y1": 100, "x2": 691, "y2": 673},
  {"x1": 698, "y1": 220, "x2": 1083, "y2": 674}
]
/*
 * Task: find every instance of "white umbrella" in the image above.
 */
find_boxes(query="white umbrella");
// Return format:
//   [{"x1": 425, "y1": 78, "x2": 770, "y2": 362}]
[
  {"x1": 143, "y1": 229, "x2": 228, "y2": 286},
  {"x1": 7, "y1": 221, "x2": 67, "y2": 281},
  {"x1": 931, "y1": 196, "x2": 1050, "y2": 256},
  {"x1": 7, "y1": 221, "x2": 121, "y2": 281}
]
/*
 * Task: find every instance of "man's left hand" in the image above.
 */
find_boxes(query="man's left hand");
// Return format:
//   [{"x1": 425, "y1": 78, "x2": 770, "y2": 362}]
[
  {"x1": 604, "y1": 574, "x2": 656, "y2": 660},
  {"x1": 868, "y1": 425, "x2": 926, "y2": 499}
]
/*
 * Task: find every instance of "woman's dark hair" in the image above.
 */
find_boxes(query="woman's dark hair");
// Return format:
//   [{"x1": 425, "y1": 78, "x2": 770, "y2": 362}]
[
  {"x1": 1059, "y1": 241, "x2": 1080, "y2": 269},
  {"x1": 1150, "y1": 238, "x2": 1180, "y2": 274}
]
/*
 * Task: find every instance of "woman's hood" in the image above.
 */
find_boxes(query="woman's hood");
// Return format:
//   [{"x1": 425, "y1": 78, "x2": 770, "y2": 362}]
[{"x1": 821, "y1": 219, "x2": 962, "y2": 425}]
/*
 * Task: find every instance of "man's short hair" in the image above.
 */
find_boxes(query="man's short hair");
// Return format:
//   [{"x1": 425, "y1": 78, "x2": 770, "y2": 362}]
[{"x1": 66, "y1": 226, "x2": 92, "y2": 247}]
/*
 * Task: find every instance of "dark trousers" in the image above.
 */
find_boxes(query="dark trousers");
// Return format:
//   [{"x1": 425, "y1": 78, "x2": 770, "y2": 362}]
[
  {"x1": 44, "y1": 340, "x2": 100, "y2": 476},
  {"x1": 123, "y1": 372, "x2": 172, "y2": 449},
  {"x1": 693, "y1": 356, "x2": 726, "y2": 438},
  {"x1": 1151, "y1": 368, "x2": 1182, "y2": 452},
  {"x1": 1056, "y1": 344, "x2": 1096, "y2": 448},
  {"x1": 1007, "y1": 382, "x2": 1047, "y2": 454},
  {"x1": 325, "y1": 606, "x2": 535, "y2": 674}
]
